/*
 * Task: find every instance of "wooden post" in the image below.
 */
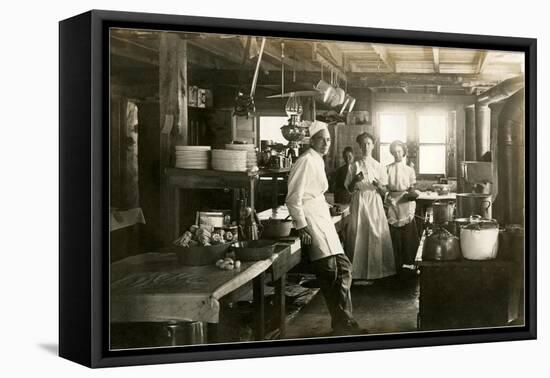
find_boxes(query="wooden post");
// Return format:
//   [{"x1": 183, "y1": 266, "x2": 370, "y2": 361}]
[
  {"x1": 464, "y1": 104, "x2": 476, "y2": 161},
  {"x1": 456, "y1": 105, "x2": 466, "y2": 192},
  {"x1": 159, "y1": 34, "x2": 189, "y2": 243}
]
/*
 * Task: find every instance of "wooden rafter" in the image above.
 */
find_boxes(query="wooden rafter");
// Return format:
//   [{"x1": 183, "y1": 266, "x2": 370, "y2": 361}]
[
  {"x1": 476, "y1": 51, "x2": 490, "y2": 74},
  {"x1": 312, "y1": 43, "x2": 348, "y2": 81},
  {"x1": 433, "y1": 47, "x2": 440, "y2": 73},
  {"x1": 370, "y1": 44, "x2": 396, "y2": 72},
  {"x1": 188, "y1": 39, "x2": 279, "y2": 71},
  {"x1": 319, "y1": 42, "x2": 344, "y2": 67}
]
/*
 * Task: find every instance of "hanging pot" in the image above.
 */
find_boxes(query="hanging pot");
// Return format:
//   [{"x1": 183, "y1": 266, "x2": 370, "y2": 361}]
[
  {"x1": 460, "y1": 218, "x2": 499, "y2": 260},
  {"x1": 422, "y1": 227, "x2": 462, "y2": 261},
  {"x1": 329, "y1": 87, "x2": 346, "y2": 107},
  {"x1": 315, "y1": 80, "x2": 336, "y2": 103}
]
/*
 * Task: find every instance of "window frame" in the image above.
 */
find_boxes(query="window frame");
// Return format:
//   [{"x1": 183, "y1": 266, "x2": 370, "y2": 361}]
[
  {"x1": 257, "y1": 113, "x2": 289, "y2": 147},
  {"x1": 378, "y1": 112, "x2": 408, "y2": 168},
  {"x1": 417, "y1": 113, "x2": 448, "y2": 179}
]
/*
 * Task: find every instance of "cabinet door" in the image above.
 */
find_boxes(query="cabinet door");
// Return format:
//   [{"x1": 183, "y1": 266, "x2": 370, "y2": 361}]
[
  {"x1": 418, "y1": 264, "x2": 509, "y2": 330},
  {"x1": 232, "y1": 115, "x2": 257, "y2": 145}
]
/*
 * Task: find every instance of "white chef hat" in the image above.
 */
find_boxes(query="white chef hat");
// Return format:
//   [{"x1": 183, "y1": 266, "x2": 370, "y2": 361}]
[{"x1": 308, "y1": 121, "x2": 328, "y2": 138}]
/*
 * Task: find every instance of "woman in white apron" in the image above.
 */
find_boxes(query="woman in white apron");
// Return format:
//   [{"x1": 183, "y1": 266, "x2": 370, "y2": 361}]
[
  {"x1": 345, "y1": 132, "x2": 395, "y2": 281},
  {"x1": 386, "y1": 140, "x2": 420, "y2": 274}
]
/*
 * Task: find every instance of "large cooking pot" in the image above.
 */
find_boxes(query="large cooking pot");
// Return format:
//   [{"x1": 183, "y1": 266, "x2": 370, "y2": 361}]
[
  {"x1": 422, "y1": 227, "x2": 461, "y2": 261},
  {"x1": 456, "y1": 193, "x2": 492, "y2": 219},
  {"x1": 260, "y1": 217, "x2": 293, "y2": 238},
  {"x1": 460, "y1": 218, "x2": 499, "y2": 260}
]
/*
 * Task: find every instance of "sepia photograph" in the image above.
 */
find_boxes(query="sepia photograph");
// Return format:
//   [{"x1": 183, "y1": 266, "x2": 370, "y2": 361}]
[{"x1": 107, "y1": 25, "x2": 528, "y2": 351}]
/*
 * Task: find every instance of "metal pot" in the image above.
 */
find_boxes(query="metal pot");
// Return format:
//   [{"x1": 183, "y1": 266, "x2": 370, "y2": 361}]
[
  {"x1": 260, "y1": 218, "x2": 293, "y2": 238},
  {"x1": 446, "y1": 215, "x2": 480, "y2": 238},
  {"x1": 460, "y1": 219, "x2": 499, "y2": 260},
  {"x1": 456, "y1": 193, "x2": 493, "y2": 219},
  {"x1": 422, "y1": 227, "x2": 462, "y2": 261},
  {"x1": 432, "y1": 201, "x2": 454, "y2": 224}
]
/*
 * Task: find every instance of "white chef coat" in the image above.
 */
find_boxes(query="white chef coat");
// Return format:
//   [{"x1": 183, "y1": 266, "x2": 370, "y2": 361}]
[{"x1": 286, "y1": 148, "x2": 344, "y2": 261}]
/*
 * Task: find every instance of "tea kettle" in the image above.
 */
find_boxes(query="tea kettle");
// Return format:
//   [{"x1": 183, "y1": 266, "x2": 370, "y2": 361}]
[{"x1": 422, "y1": 227, "x2": 461, "y2": 261}]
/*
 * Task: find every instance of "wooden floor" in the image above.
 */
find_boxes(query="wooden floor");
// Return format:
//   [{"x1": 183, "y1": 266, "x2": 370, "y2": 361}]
[{"x1": 283, "y1": 272, "x2": 420, "y2": 339}]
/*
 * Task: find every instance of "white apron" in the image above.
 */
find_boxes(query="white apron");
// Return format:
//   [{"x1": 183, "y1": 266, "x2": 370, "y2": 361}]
[
  {"x1": 345, "y1": 157, "x2": 395, "y2": 279},
  {"x1": 303, "y1": 194, "x2": 344, "y2": 261},
  {"x1": 386, "y1": 161, "x2": 416, "y2": 227}
]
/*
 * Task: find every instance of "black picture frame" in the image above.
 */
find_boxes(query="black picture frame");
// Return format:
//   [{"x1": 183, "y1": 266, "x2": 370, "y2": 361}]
[{"x1": 59, "y1": 9, "x2": 537, "y2": 368}]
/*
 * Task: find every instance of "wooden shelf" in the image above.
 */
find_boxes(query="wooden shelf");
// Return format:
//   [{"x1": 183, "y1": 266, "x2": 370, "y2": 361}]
[
  {"x1": 165, "y1": 168, "x2": 258, "y2": 190},
  {"x1": 165, "y1": 167, "x2": 258, "y2": 240}
]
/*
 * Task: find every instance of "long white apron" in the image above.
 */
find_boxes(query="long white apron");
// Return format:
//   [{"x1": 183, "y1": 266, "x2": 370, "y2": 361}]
[
  {"x1": 303, "y1": 195, "x2": 344, "y2": 261},
  {"x1": 345, "y1": 158, "x2": 395, "y2": 279}
]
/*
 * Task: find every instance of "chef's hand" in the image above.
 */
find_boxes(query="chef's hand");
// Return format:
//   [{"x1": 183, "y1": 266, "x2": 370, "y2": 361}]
[{"x1": 297, "y1": 227, "x2": 312, "y2": 245}]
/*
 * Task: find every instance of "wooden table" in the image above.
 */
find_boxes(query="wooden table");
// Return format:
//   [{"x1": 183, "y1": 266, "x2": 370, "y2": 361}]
[{"x1": 111, "y1": 240, "x2": 301, "y2": 345}]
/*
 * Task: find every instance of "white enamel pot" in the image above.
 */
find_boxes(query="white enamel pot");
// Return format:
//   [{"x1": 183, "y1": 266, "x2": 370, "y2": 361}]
[{"x1": 460, "y1": 220, "x2": 499, "y2": 260}]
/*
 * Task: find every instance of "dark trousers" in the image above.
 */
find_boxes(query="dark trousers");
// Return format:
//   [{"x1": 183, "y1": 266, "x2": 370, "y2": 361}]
[
  {"x1": 310, "y1": 253, "x2": 354, "y2": 330},
  {"x1": 389, "y1": 219, "x2": 419, "y2": 270}
]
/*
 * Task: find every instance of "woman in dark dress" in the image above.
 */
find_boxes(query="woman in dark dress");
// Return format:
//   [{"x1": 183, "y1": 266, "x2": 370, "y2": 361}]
[{"x1": 332, "y1": 147, "x2": 354, "y2": 204}]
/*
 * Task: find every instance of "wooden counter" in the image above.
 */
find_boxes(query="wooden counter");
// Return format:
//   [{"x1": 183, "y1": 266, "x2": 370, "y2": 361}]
[
  {"x1": 111, "y1": 238, "x2": 301, "y2": 346},
  {"x1": 415, "y1": 231, "x2": 512, "y2": 330}
]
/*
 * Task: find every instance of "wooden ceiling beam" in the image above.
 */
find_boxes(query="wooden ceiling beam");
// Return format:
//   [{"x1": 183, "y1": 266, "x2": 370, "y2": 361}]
[
  {"x1": 318, "y1": 42, "x2": 344, "y2": 67},
  {"x1": 111, "y1": 44, "x2": 159, "y2": 66},
  {"x1": 476, "y1": 51, "x2": 490, "y2": 74},
  {"x1": 370, "y1": 44, "x2": 396, "y2": 72},
  {"x1": 433, "y1": 47, "x2": 440, "y2": 73},
  {"x1": 260, "y1": 40, "x2": 315, "y2": 72},
  {"x1": 188, "y1": 38, "x2": 279, "y2": 71},
  {"x1": 312, "y1": 43, "x2": 348, "y2": 81}
]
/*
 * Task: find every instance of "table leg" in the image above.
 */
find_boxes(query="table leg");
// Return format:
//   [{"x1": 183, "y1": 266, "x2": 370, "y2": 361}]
[
  {"x1": 274, "y1": 273, "x2": 286, "y2": 338},
  {"x1": 253, "y1": 271, "x2": 266, "y2": 340},
  {"x1": 174, "y1": 188, "x2": 181, "y2": 240},
  {"x1": 272, "y1": 175, "x2": 278, "y2": 209}
]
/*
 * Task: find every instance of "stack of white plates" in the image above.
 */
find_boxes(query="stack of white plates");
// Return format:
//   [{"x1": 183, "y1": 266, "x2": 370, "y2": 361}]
[
  {"x1": 211, "y1": 149, "x2": 247, "y2": 172},
  {"x1": 174, "y1": 146, "x2": 211, "y2": 169},
  {"x1": 225, "y1": 144, "x2": 258, "y2": 169}
]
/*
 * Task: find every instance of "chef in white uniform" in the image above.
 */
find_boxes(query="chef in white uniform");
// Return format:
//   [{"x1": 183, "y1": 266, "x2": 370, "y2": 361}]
[{"x1": 286, "y1": 121, "x2": 365, "y2": 335}]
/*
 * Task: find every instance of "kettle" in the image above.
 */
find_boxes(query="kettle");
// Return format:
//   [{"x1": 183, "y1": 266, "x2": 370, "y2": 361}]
[{"x1": 422, "y1": 227, "x2": 461, "y2": 261}]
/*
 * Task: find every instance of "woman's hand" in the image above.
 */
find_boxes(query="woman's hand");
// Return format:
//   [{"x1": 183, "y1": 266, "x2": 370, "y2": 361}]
[
  {"x1": 297, "y1": 227, "x2": 312, "y2": 245},
  {"x1": 347, "y1": 172, "x2": 364, "y2": 192},
  {"x1": 372, "y1": 179, "x2": 388, "y2": 197}
]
